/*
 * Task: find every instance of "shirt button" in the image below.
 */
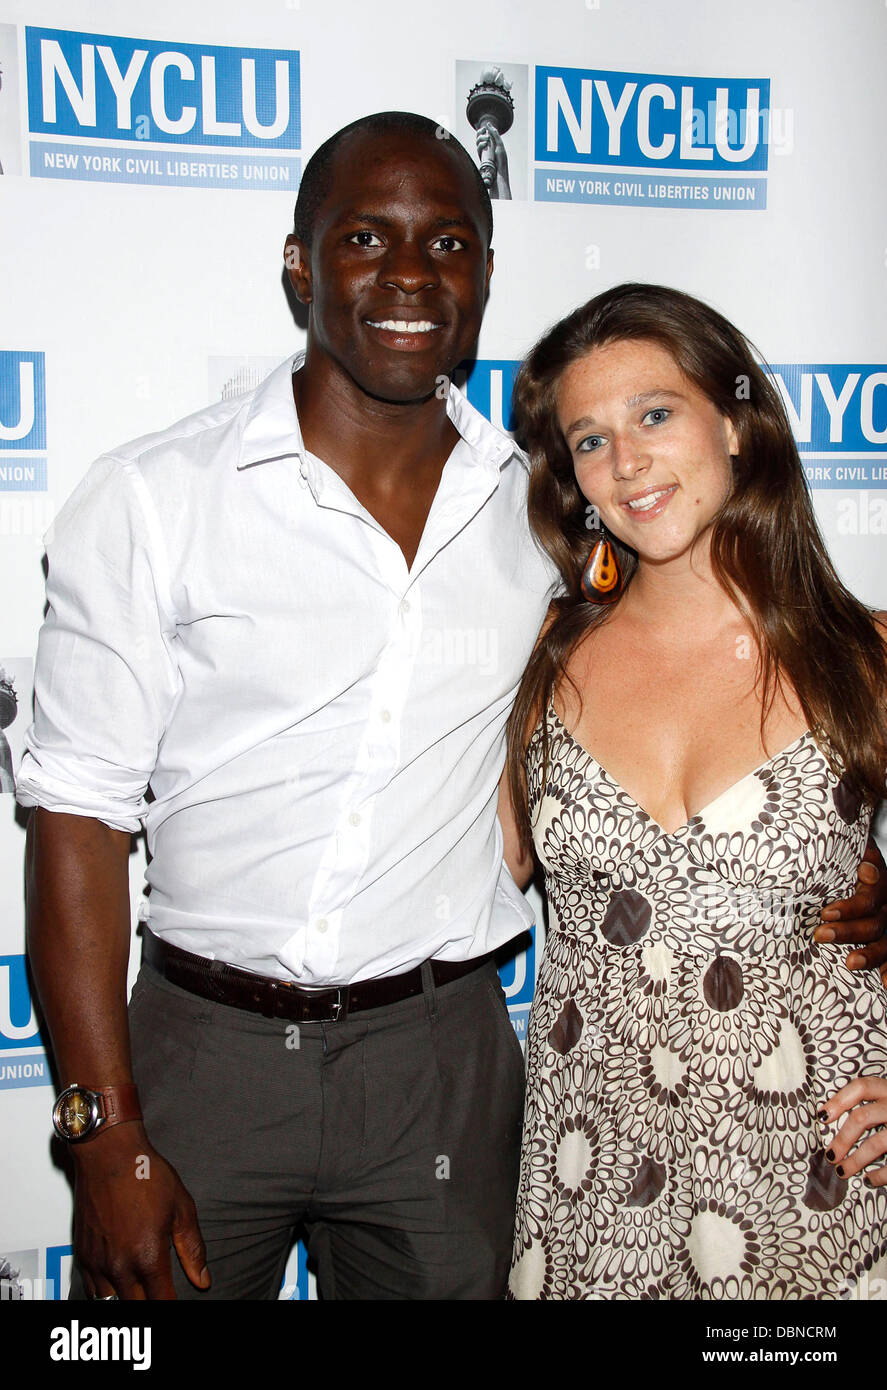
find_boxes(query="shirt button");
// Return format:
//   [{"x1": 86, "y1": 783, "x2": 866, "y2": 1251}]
[
  {"x1": 349, "y1": 812, "x2": 362, "y2": 827},
  {"x1": 380, "y1": 709, "x2": 392, "y2": 724},
  {"x1": 400, "y1": 598, "x2": 411, "y2": 614},
  {"x1": 316, "y1": 917, "x2": 329, "y2": 933}
]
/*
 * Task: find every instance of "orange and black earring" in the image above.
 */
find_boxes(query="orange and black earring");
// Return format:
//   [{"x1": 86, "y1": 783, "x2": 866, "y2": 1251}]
[{"x1": 581, "y1": 530, "x2": 622, "y2": 604}]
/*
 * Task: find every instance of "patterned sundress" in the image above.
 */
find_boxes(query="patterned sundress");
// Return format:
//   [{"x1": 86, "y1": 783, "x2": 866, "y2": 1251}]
[{"x1": 509, "y1": 707, "x2": 887, "y2": 1299}]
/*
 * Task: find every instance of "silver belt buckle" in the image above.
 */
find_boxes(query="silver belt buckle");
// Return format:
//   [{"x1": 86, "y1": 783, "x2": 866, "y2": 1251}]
[
  {"x1": 291, "y1": 983, "x2": 345, "y2": 1023},
  {"x1": 316, "y1": 988, "x2": 344, "y2": 1023}
]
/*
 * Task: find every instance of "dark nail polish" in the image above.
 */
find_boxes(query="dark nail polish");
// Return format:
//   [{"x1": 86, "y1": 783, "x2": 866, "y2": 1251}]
[
  {"x1": 864, "y1": 1177, "x2": 873, "y2": 1187},
  {"x1": 836, "y1": 1165, "x2": 845, "y2": 1177},
  {"x1": 826, "y1": 1149, "x2": 835, "y2": 1161},
  {"x1": 818, "y1": 1110, "x2": 829, "y2": 1121}
]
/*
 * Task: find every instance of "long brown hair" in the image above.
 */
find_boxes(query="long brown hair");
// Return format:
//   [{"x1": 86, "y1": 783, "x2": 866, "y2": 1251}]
[{"x1": 507, "y1": 283, "x2": 887, "y2": 849}]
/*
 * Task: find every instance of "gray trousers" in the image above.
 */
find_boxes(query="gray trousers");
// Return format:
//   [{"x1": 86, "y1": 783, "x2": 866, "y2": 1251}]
[{"x1": 80, "y1": 954, "x2": 525, "y2": 1300}]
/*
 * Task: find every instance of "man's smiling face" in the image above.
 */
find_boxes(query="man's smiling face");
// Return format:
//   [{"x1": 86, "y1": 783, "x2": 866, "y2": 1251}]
[{"x1": 286, "y1": 129, "x2": 493, "y2": 405}]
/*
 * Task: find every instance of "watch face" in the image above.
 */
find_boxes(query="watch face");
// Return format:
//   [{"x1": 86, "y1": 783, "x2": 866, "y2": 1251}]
[
  {"x1": 53, "y1": 1088, "x2": 99, "y2": 1141},
  {"x1": 62, "y1": 1093, "x2": 91, "y2": 1135}
]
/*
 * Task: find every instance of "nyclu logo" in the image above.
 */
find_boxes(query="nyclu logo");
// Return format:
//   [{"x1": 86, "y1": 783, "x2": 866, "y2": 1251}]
[{"x1": 27, "y1": 28, "x2": 300, "y2": 148}]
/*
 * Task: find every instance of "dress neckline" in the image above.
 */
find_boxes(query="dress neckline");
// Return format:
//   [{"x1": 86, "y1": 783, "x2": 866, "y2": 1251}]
[{"x1": 544, "y1": 702, "x2": 814, "y2": 839}]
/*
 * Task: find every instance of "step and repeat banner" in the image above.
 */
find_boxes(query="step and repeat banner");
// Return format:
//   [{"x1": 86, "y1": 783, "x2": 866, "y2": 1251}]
[{"x1": 1, "y1": 0, "x2": 885, "y2": 1301}]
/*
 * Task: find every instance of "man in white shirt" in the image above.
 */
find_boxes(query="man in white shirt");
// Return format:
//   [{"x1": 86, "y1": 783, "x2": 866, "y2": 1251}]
[{"x1": 19, "y1": 112, "x2": 556, "y2": 1300}]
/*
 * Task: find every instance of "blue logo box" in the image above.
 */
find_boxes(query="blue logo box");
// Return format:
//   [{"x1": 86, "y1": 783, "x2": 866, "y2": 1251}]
[
  {"x1": 26, "y1": 28, "x2": 300, "y2": 149},
  {"x1": 535, "y1": 67, "x2": 770, "y2": 172},
  {"x1": 0, "y1": 351, "x2": 46, "y2": 452},
  {"x1": 0, "y1": 954, "x2": 42, "y2": 1052},
  {"x1": 765, "y1": 365, "x2": 887, "y2": 453}
]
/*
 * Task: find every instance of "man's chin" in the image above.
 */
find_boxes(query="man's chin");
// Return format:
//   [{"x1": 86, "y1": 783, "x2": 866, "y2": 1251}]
[
  {"x1": 362, "y1": 381, "x2": 440, "y2": 407},
  {"x1": 350, "y1": 365, "x2": 450, "y2": 409}
]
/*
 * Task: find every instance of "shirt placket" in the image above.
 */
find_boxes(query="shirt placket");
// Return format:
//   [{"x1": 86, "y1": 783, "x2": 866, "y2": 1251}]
[
  {"x1": 281, "y1": 442, "x2": 503, "y2": 981},
  {"x1": 279, "y1": 460, "x2": 419, "y2": 978}
]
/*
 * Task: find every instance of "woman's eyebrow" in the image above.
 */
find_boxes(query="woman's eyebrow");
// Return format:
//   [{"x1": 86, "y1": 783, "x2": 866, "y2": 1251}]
[{"x1": 623, "y1": 388, "x2": 684, "y2": 408}]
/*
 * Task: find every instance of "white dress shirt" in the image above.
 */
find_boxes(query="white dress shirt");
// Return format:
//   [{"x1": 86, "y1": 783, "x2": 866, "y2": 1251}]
[{"x1": 17, "y1": 354, "x2": 558, "y2": 984}]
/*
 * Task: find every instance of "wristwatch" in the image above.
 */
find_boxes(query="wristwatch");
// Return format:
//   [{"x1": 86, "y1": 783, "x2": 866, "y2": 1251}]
[{"x1": 51, "y1": 1083, "x2": 142, "y2": 1144}]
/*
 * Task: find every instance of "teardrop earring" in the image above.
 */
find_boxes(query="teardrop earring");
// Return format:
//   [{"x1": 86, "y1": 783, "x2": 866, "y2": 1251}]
[{"x1": 580, "y1": 530, "x2": 623, "y2": 604}]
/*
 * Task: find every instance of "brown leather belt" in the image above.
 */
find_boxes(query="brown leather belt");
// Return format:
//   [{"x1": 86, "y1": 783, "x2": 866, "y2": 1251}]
[{"x1": 143, "y1": 929, "x2": 490, "y2": 1024}]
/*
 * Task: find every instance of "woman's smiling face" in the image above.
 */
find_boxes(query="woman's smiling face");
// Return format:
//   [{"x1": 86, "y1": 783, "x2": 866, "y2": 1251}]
[{"x1": 556, "y1": 337, "x2": 740, "y2": 569}]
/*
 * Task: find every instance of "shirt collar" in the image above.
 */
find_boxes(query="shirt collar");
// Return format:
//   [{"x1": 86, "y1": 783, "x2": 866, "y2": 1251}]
[
  {"x1": 236, "y1": 352, "x2": 308, "y2": 472},
  {"x1": 443, "y1": 372, "x2": 526, "y2": 474},
  {"x1": 235, "y1": 351, "x2": 525, "y2": 475}
]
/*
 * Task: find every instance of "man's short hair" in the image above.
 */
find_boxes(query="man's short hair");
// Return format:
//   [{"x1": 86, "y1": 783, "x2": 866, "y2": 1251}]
[{"x1": 293, "y1": 111, "x2": 493, "y2": 249}]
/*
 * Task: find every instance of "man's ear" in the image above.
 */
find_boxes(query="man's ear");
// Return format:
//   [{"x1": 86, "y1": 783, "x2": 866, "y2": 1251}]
[
  {"x1": 484, "y1": 247, "x2": 494, "y2": 305},
  {"x1": 284, "y1": 234, "x2": 312, "y2": 304}
]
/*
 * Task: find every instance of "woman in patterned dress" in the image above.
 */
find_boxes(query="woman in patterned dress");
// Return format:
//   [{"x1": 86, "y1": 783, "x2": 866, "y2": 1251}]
[{"x1": 503, "y1": 284, "x2": 887, "y2": 1299}]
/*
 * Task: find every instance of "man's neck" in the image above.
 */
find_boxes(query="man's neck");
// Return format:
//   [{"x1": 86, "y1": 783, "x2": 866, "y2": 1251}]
[
  {"x1": 292, "y1": 352, "x2": 458, "y2": 491},
  {"x1": 291, "y1": 353, "x2": 461, "y2": 570}
]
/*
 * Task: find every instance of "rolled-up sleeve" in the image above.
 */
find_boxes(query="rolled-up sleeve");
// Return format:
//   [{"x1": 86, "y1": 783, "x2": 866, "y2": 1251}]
[{"x1": 16, "y1": 453, "x2": 179, "y2": 833}]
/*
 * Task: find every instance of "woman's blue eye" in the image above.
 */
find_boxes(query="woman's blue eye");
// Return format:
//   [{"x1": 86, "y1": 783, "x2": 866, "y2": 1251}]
[
  {"x1": 576, "y1": 435, "x2": 604, "y2": 453},
  {"x1": 643, "y1": 407, "x2": 671, "y2": 425}
]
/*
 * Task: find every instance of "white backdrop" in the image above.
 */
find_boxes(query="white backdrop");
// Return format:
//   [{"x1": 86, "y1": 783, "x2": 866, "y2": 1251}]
[{"x1": 1, "y1": 0, "x2": 885, "y2": 1301}]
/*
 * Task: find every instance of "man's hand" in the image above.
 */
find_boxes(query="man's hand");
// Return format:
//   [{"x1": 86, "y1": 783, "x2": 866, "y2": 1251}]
[
  {"x1": 73, "y1": 1123, "x2": 209, "y2": 1300},
  {"x1": 815, "y1": 837, "x2": 887, "y2": 986}
]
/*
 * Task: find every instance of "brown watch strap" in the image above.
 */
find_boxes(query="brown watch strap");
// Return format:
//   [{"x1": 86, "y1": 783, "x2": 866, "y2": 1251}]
[{"x1": 94, "y1": 1083, "x2": 142, "y2": 1129}]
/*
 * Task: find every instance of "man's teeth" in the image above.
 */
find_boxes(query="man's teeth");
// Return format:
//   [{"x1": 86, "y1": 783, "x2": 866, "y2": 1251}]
[
  {"x1": 627, "y1": 489, "x2": 670, "y2": 511},
  {"x1": 368, "y1": 319, "x2": 437, "y2": 333}
]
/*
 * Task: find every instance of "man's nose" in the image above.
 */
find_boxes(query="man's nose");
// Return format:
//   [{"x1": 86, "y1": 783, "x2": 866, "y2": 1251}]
[{"x1": 378, "y1": 239, "x2": 440, "y2": 293}]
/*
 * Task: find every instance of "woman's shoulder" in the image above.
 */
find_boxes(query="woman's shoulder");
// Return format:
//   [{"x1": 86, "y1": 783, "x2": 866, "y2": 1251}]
[{"x1": 525, "y1": 609, "x2": 600, "y2": 745}]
